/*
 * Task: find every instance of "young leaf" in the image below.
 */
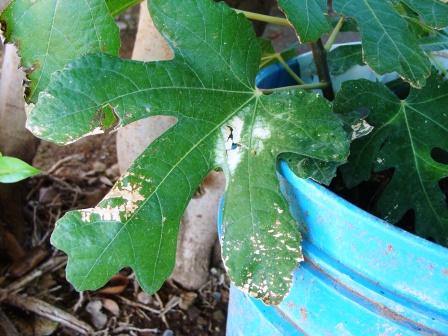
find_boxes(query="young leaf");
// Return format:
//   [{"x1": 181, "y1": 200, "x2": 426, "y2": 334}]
[
  {"x1": 0, "y1": 0, "x2": 120, "y2": 102},
  {"x1": 0, "y1": 155, "x2": 40, "y2": 183},
  {"x1": 277, "y1": 0, "x2": 330, "y2": 43},
  {"x1": 334, "y1": 76, "x2": 448, "y2": 245},
  {"x1": 28, "y1": 0, "x2": 349, "y2": 304},
  {"x1": 332, "y1": 0, "x2": 446, "y2": 88}
]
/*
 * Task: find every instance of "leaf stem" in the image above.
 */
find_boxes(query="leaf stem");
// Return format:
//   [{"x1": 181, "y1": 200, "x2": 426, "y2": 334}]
[
  {"x1": 234, "y1": 9, "x2": 292, "y2": 27},
  {"x1": 275, "y1": 54, "x2": 306, "y2": 85},
  {"x1": 324, "y1": 17, "x2": 344, "y2": 51},
  {"x1": 259, "y1": 82, "x2": 328, "y2": 94},
  {"x1": 310, "y1": 39, "x2": 334, "y2": 100}
]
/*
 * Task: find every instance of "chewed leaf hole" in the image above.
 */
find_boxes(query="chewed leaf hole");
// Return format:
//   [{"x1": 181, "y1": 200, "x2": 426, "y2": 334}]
[
  {"x1": 98, "y1": 104, "x2": 119, "y2": 130},
  {"x1": 431, "y1": 147, "x2": 448, "y2": 165}
]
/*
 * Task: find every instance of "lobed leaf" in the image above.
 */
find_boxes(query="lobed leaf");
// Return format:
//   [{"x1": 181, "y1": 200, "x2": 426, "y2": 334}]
[
  {"x1": 335, "y1": 76, "x2": 448, "y2": 245},
  {"x1": 277, "y1": 0, "x2": 330, "y2": 43},
  {"x1": 332, "y1": 0, "x2": 438, "y2": 88},
  {"x1": 278, "y1": 0, "x2": 448, "y2": 88},
  {"x1": 0, "y1": 0, "x2": 120, "y2": 102},
  {"x1": 29, "y1": 0, "x2": 350, "y2": 304}
]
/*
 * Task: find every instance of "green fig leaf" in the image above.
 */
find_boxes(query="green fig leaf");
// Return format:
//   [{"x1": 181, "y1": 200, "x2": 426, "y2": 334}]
[
  {"x1": 28, "y1": 0, "x2": 349, "y2": 304},
  {"x1": 277, "y1": 0, "x2": 330, "y2": 43},
  {"x1": 335, "y1": 76, "x2": 448, "y2": 245},
  {"x1": 1, "y1": 0, "x2": 120, "y2": 102}
]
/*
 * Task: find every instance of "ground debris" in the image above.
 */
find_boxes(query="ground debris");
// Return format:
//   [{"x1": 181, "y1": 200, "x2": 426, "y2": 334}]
[{"x1": 0, "y1": 131, "x2": 228, "y2": 335}]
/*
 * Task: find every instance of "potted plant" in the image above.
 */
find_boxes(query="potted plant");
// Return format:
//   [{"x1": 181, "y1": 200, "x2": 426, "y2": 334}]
[{"x1": 1, "y1": 0, "x2": 447, "y2": 334}]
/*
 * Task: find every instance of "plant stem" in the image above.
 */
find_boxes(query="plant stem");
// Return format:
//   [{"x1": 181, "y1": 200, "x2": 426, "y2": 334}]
[
  {"x1": 327, "y1": 0, "x2": 335, "y2": 15},
  {"x1": 234, "y1": 9, "x2": 292, "y2": 27},
  {"x1": 259, "y1": 82, "x2": 328, "y2": 94},
  {"x1": 324, "y1": 17, "x2": 344, "y2": 51},
  {"x1": 275, "y1": 54, "x2": 306, "y2": 85},
  {"x1": 310, "y1": 39, "x2": 334, "y2": 100}
]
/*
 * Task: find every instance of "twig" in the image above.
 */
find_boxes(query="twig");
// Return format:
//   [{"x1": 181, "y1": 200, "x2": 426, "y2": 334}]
[
  {"x1": 4, "y1": 294, "x2": 94, "y2": 335},
  {"x1": 234, "y1": 9, "x2": 291, "y2": 26},
  {"x1": 310, "y1": 39, "x2": 335, "y2": 100},
  {"x1": 73, "y1": 291, "x2": 85, "y2": 313},
  {"x1": 3, "y1": 256, "x2": 67, "y2": 295},
  {"x1": 154, "y1": 293, "x2": 164, "y2": 310},
  {"x1": 46, "y1": 154, "x2": 84, "y2": 175},
  {"x1": 117, "y1": 296, "x2": 161, "y2": 314},
  {"x1": 114, "y1": 325, "x2": 159, "y2": 333},
  {"x1": 160, "y1": 296, "x2": 181, "y2": 317},
  {"x1": 26, "y1": 154, "x2": 84, "y2": 200},
  {"x1": 0, "y1": 307, "x2": 20, "y2": 336}
]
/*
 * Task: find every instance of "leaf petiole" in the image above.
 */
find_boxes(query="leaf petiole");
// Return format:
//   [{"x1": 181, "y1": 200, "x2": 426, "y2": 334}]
[
  {"x1": 259, "y1": 82, "x2": 328, "y2": 94},
  {"x1": 234, "y1": 9, "x2": 292, "y2": 27},
  {"x1": 324, "y1": 17, "x2": 344, "y2": 51},
  {"x1": 275, "y1": 53, "x2": 306, "y2": 85}
]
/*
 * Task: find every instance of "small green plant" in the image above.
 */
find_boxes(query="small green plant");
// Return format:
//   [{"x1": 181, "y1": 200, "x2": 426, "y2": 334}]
[
  {"x1": 0, "y1": 153, "x2": 40, "y2": 183},
  {"x1": 1, "y1": 0, "x2": 447, "y2": 304}
]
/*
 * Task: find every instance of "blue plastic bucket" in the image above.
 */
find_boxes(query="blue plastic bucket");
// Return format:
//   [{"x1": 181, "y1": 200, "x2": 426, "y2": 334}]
[{"x1": 222, "y1": 52, "x2": 448, "y2": 336}]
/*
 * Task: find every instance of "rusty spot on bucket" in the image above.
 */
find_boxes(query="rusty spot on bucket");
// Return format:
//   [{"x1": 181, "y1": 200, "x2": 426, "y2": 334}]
[
  {"x1": 386, "y1": 244, "x2": 394, "y2": 254},
  {"x1": 443, "y1": 269, "x2": 448, "y2": 277},
  {"x1": 300, "y1": 307, "x2": 308, "y2": 320}
]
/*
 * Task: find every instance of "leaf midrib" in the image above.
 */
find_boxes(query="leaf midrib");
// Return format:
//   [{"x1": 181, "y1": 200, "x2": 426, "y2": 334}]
[
  {"x1": 153, "y1": 1, "x2": 253, "y2": 91},
  {"x1": 31, "y1": 0, "x2": 59, "y2": 99},
  {"x1": 79, "y1": 94, "x2": 258, "y2": 288},
  {"x1": 40, "y1": 85, "x2": 253, "y2": 126},
  {"x1": 360, "y1": 0, "x2": 417, "y2": 80},
  {"x1": 401, "y1": 102, "x2": 444, "y2": 226}
]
